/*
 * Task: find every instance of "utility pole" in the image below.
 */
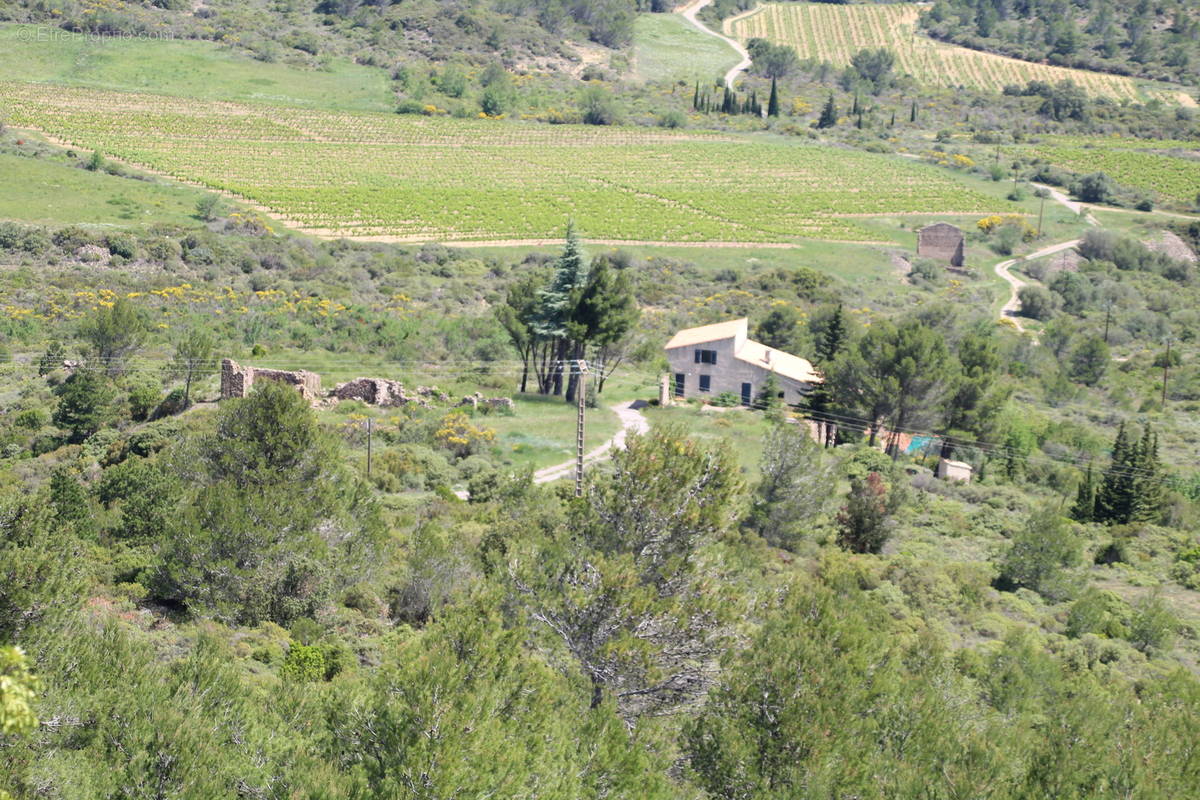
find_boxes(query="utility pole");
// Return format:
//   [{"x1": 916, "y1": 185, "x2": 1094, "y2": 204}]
[
  {"x1": 1161, "y1": 337, "x2": 1173, "y2": 408},
  {"x1": 575, "y1": 359, "x2": 588, "y2": 498},
  {"x1": 366, "y1": 417, "x2": 373, "y2": 477}
]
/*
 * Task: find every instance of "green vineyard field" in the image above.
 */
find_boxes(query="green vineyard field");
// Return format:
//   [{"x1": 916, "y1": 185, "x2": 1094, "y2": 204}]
[
  {"x1": 0, "y1": 81, "x2": 1012, "y2": 243},
  {"x1": 1024, "y1": 141, "x2": 1200, "y2": 207},
  {"x1": 727, "y1": 3, "x2": 1189, "y2": 106}
]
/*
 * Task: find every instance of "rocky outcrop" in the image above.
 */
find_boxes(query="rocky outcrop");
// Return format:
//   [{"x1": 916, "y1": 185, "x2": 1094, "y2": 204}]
[{"x1": 1146, "y1": 231, "x2": 1197, "y2": 264}]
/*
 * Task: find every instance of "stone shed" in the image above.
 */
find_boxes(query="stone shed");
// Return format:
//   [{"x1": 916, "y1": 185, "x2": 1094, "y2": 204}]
[
  {"x1": 917, "y1": 222, "x2": 965, "y2": 267},
  {"x1": 936, "y1": 458, "x2": 973, "y2": 483},
  {"x1": 220, "y1": 359, "x2": 322, "y2": 402}
]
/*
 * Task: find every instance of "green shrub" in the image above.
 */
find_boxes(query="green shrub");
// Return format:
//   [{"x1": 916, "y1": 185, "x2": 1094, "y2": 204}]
[
  {"x1": 996, "y1": 508, "x2": 1082, "y2": 601},
  {"x1": 126, "y1": 378, "x2": 162, "y2": 422},
  {"x1": 105, "y1": 233, "x2": 138, "y2": 259},
  {"x1": 372, "y1": 443, "x2": 454, "y2": 492},
  {"x1": 280, "y1": 644, "x2": 326, "y2": 682},
  {"x1": 1065, "y1": 588, "x2": 1131, "y2": 639},
  {"x1": 1128, "y1": 593, "x2": 1177, "y2": 655}
]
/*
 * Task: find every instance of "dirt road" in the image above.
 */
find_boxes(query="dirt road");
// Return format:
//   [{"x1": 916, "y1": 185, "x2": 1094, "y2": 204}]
[{"x1": 679, "y1": 0, "x2": 752, "y2": 88}]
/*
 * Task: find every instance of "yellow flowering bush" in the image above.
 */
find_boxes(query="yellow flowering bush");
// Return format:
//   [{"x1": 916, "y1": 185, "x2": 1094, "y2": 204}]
[{"x1": 434, "y1": 411, "x2": 496, "y2": 459}]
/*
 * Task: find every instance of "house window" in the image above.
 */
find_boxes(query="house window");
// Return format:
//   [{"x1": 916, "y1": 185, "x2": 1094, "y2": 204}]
[
  {"x1": 673, "y1": 373, "x2": 685, "y2": 397},
  {"x1": 699, "y1": 375, "x2": 711, "y2": 393},
  {"x1": 694, "y1": 349, "x2": 717, "y2": 365}
]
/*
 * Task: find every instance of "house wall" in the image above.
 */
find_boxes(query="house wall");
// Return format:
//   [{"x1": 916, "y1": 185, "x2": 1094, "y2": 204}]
[{"x1": 666, "y1": 341, "x2": 810, "y2": 404}]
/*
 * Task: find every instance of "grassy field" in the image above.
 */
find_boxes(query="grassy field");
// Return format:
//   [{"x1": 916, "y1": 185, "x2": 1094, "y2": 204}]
[
  {"x1": 0, "y1": 23, "x2": 395, "y2": 112},
  {"x1": 1, "y1": 81, "x2": 1016, "y2": 244},
  {"x1": 727, "y1": 3, "x2": 1188, "y2": 105},
  {"x1": 643, "y1": 403, "x2": 773, "y2": 472},
  {"x1": 0, "y1": 151, "x2": 211, "y2": 228},
  {"x1": 632, "y1": 12, "x2": 740, "y2": 84}
]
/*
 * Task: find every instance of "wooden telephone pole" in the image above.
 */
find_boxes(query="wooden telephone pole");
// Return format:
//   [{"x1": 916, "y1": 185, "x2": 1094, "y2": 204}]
[
  {"x1": 575, "y1": 359, "x2": 588, "y2": 498},
  {"x1": 1162, "y1": 337, "x2": 1173, "y2": 408}
]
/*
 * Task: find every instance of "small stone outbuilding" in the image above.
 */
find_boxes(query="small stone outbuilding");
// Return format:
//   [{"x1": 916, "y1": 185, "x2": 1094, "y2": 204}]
[
  {"x1": 917, "y1": 222, "x2": 965, "y2": 267},
  {"x1": 936, "y1": 458, "x2": 973, "y2": 483}
]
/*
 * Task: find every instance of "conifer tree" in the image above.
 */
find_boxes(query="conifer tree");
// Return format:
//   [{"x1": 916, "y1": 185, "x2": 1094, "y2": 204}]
[
  {"x1": 532, "y1": 223, "x2": 589, "y2": 396},
  {"x1": 817, "y1": 94, "x2": 838, "y2": 128},
  {"x1": 910, "y1": 99, "x2": 917, "y2": 122},
  {"x1": 815, "y1": 303, "x2": 847, "y2": 364},
  {"x1": 1098, "y1": 423, "x2": 1136, "y2": 524},
  {"x1": 1071, "y1": 464, "x2": 1097, "y2": 523},
  {"x1": 768, "y1": 76, "x2": 780, "y2": 117},
  {"x1": 890, "y1": 110, "x2": 896, "y2": 126},
  {"x1": 1131, "y1": 424, "x2": 1164, "y2": 523},
  {"x1": 693, "y1": 82, "x2": 700, "y2": 111}
]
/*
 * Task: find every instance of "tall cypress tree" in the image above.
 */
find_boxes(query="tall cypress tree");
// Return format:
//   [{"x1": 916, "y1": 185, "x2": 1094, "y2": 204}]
[
  {"x1": 910, "y1": 99, "x2": 917, "y2": 122},
  {"x1": 692, "y1": 82, "x2": 700, "y2": 111},
  {"x1": 816, "y1": 304, "x2": 847, "y2": 364},
  {"x1": 1071, "y1": 463, "x2": 1097, "y2": 523},
  {"x1": 1098, "y1": 422, "x2": 1136, "y2": 524},
  {"x1": 817, "y1": 94, "x2": 838, "y2": 129},
  {"x1": 1131, "y1": 425, "x2": 1164, "y2": 522},
  {"x1": 768, "y1": 77, "x2": 780, "y2": 117}
]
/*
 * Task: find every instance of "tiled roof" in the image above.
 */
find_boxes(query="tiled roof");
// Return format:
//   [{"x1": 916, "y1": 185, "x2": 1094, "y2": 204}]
[
  {"x1": 665, "y1": 317, "x2": 822, "y2": 384},
  {"x1": 663, "y1": 318, "x2": 747, "y2": 349}
]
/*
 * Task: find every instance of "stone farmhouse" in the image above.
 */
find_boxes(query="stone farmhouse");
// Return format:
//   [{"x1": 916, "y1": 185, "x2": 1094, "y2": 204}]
[
  {"x1": 664, "y1": 318, "x2": 822, "y2": 406},
  {"x1": 917, "y1": 222, "x2": 965, "y2": 267}
]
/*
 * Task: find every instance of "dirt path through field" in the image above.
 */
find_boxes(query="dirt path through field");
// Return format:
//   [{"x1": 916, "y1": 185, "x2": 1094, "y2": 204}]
[
  {"x1": 994, "y1": 240, "x2": 1080, "y2": 333},
  {"x1": 532, "y1": 400, "x2": 650, "y2": 485},
  {"x1": 679, "y1": 0, "x2": 752, "y2": 87},
  {"x1": 454, "y1": 400, "x2": 649, "y2": 499}
]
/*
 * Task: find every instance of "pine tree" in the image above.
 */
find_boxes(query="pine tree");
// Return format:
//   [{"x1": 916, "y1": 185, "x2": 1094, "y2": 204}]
[
  {"x1": 531, "y1": 223, "x2": 589, "y2": 396},
  {"x1": 816, "y1": 304, "x2": 847, "y2": 364},
  {"x1": 817, "y1": 94, "x2": 838, "y2": 129},
  {"x1": 1131, "y1": 425, "x2": 1164, "y2": 523},
  {"x1": 1070, "y1": 463, "x2": 1097, "y2": 523},
  {"x1": 768, "y1": 77, "x2": 780, "y2": 117},
  {"x1": 1098, "y1": 422, "x2": 1136, "y2": 524}
]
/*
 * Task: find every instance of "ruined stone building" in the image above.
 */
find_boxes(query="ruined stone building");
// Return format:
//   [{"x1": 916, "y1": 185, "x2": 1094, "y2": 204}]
[
  {"x1": 220, "y1": 359, "x2": 322, "y2": 402},
  {"x1": 917, "y1": 222, "x2": 965, "y2": 267}
]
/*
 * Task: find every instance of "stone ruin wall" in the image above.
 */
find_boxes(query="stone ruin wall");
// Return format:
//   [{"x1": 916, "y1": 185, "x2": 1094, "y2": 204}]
[
  {"x1": 220, "y1": 364, "x2": 514, "y2": 412},
  {"x1": 220, "y1": 359, "x2": 322, "y2": 402}
]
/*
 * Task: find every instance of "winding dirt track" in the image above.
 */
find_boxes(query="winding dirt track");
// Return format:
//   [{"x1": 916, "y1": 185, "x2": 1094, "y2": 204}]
[
  {"x1": 679, "y1": 0, "x2": 752, "y2": 87},
  {"x1": 994, "y1": 240, "x2": 1080, "y2": 333},
  {"x1": 454, "y1": 400, "x2": 649, "y2": 499}
]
